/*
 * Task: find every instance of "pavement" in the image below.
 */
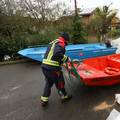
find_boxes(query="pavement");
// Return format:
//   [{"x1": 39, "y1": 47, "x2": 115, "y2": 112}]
[{"x1": 0, "y1": 62, "x2": 120, "y2": 120}]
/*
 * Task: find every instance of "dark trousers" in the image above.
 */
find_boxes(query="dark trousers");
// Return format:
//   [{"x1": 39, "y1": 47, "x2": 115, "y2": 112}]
[{"x1": 42, "y1": 68, "x2": 67, "y2": 97}]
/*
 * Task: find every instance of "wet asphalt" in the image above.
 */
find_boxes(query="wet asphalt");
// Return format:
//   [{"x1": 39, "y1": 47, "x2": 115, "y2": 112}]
[{"x1": 0, "y1": 62, "x2": 120, "y2": 120}]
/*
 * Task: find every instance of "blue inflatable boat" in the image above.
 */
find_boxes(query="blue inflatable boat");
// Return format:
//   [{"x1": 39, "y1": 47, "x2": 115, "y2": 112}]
[{"x1": 18, "y1": 43, "x2": 117, "y2": 62}]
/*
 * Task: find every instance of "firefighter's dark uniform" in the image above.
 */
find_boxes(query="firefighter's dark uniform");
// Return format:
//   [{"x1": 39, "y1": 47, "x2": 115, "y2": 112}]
[{"x1": 41, "y1": 36, "x2": 71, "y2": 104}]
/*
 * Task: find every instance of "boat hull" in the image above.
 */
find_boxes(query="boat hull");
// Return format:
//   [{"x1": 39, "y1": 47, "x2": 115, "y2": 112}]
[
  {"x1": 18, "y1": 43, "x2": 116, "y2": 61},
  {"x1": 65, "y1": 54, "x2": 120, "y2": 86}
]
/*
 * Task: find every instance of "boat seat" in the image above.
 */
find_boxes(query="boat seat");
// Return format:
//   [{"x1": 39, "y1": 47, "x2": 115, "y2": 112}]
[
  {"x1": 104, "y1": 66, "x2": 119, "y2": 75},
  {"x1": 107, "y1": 57, "x2": 120, "y2": 69}
]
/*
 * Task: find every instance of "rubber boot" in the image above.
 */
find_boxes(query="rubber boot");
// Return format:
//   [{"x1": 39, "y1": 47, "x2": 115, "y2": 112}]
[
  {"x1": 61, "y1": 95, "x2": 72, "y2": 103},
  {"x1": 40, "y1": 96, "x2": 48, "y2": 107},
  {"x1": 41, "y1": 100, "x2": 48, "y2": 107}
]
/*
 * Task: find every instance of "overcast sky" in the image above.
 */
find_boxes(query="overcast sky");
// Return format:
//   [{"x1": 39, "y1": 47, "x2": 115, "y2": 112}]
[{"x1": 59, "y1": 0, "x2": 120, "y2": 17}]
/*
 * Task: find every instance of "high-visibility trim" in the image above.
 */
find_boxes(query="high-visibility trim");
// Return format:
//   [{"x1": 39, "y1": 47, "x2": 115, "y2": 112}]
[
  {"x1": 61, "y1": 95, "x2": 68, "y2": 99},
  {"x1": 62, "y1": 55, "x2": 68, "y2": 62},
  {"x1": 41, "y1": 96, "x2": 48, "y2": 102},
  {"x1": 47, "y1": 44, "x2": 55, "y2": 60},
  {"x1": 49, "y1": 39, "x2": 58, "y2": 44},
  {"x1": 64, "y1": 95, "x2": 69, "y2": 99},
  {"x1": 43, "y1": 59, "x2": 60, "y2": 66},
  {"x1": 47, "y1": 40, "x2": 58, "y2": 60}
]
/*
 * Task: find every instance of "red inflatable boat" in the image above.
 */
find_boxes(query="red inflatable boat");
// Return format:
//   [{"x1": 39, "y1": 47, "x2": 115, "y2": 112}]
[{"x1": 65, "y1": 54, "x2": 120, "y2": 86}]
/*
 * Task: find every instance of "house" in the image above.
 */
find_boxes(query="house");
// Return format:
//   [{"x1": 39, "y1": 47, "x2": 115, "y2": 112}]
[
  {"x1": 79, "y1": 8, "x2": 95, "y2": 25},
  {"x1": 111, "y1": 16, "x2": 120, "y2": 29},
  {"x1": 79, "y1": 8, "x2": 120, "y2": 29}
]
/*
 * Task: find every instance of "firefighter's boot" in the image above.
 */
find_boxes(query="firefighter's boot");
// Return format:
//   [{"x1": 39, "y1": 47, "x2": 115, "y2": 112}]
[
  {"x1": 40, "y1": 96, "x2": 48, "y2": 107},
  {"x1": 61, "y1": 95, "x2": 72, "y2": 103}
]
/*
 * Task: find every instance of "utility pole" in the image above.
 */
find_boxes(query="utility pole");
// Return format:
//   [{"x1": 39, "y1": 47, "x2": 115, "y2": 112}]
[{"x1": 74, "y1": 0, "x2": 78, "y2": 16}]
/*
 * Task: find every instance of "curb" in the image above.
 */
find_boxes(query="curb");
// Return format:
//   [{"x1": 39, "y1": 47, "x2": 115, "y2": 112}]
[{"x1": 0, "y1": 59, "x2": 30, "y2": 66}]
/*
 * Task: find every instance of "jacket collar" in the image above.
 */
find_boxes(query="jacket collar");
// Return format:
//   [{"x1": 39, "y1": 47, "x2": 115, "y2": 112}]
[{"x1": 58, "y1": 37, "x2": 66, "y2": 47}]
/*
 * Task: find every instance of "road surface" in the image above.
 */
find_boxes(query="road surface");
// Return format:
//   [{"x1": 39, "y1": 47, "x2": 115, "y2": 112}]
[{"x1": 0, "y1": 62, "x2": 120, "y2": 120}]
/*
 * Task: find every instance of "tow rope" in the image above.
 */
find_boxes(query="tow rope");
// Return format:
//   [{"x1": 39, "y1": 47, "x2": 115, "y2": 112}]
[{"x1": 65, "y1": 60, "x2": 81, "y2": 81}]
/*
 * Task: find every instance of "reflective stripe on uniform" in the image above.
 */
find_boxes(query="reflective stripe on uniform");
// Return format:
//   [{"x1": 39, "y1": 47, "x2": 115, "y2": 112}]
[
  {"x1": 41, "y1": 96, "x2": 48, "y2": 102},
  {"x1": 47, "y1": 40, "x2": 58, "y2": 60},
  {"x1": 43, "y1": 59, "x2": 60, "y2": 66},
  {"x1": 49, "y1": 39, "x2": 58, "y2": 44},
  {"x1": 62, "y1": 55, "x2": 68, "y2": 62},
  {"x1": 43, "y1": 39, "x2": 60, "y2": 67}
]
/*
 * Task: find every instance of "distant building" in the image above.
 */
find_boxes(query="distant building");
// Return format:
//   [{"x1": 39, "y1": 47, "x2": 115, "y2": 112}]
[
  {"x1": 56, "y1": 7, "x2": 120, "y2": 42},
  {"x1": 79, "y1": 8, "x2": 120, "y2": 29},
  {"x1": 111, "y1": 16, "x2": 120, "y2": 29},
  {"x1": 79, "y1": 8, "x2": 95, "y2": 25}
]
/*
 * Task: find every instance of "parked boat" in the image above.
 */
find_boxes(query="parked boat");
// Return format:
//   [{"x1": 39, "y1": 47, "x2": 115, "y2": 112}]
[
  {"x1": 18, "y1": 43, "x2": 117, "y2": 62},
  {"x1": 66, "y1": 54, "x2": 120, "y2": 86}
]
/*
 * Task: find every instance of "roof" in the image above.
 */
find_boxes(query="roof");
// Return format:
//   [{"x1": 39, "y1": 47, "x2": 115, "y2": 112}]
[{"x1": 80, "y1": 8, "x2": 95, "y2": 15}]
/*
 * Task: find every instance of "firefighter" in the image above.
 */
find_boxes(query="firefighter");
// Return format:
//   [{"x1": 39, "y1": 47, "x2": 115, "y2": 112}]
[{"x1": 40, "y1": 32, "x2": 72, "y2": 106}]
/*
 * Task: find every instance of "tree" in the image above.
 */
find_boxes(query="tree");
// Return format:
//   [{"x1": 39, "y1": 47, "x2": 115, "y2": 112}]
[
  {"x1": 91, "y1": 5, "x2": 117, "y2": 42},
  {"x1": 71, "y1": 16, "x2": 87, "y2": 44},
  {"x1": 0, "y1": 0, "x2": 72, "y2": 61},
  {"x1": 19, "y1": 0, "x2": 70, "y2": 28},
  {"x1": 0, "y1": 0, "x2": 19, "y2": 16}
]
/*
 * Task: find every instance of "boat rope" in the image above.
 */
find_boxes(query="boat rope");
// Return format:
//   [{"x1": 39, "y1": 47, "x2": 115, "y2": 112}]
[
  {"x1": 65, "y1": 60, "x2": 83, "y2": 85},
  {"x1": 63, "y1": 62, "x2": 79, "y2": 93}
]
